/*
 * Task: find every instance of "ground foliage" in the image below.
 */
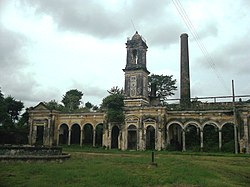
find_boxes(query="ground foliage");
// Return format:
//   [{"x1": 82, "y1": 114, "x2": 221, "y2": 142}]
[{"x1": 1, "y1": 148, "x2": 250, "y2": 187}]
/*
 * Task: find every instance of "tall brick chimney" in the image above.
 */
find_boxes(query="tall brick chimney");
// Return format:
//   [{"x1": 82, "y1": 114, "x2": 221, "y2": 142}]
[{"x1": 180, "y1": 33, "x2": 191, "y2": 108}]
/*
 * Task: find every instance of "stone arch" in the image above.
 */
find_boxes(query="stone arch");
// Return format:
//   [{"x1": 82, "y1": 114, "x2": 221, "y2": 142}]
[
  {"x1": 146, "y1": 125, "x2": 155, "y2": 150},
  {"x1": 203, "y1": 121, "x2": 219, "y2": 152},
  {"x1": 167, "y1": 121, "x2": 183, "y2": 151},
  {"x1": 184, "y1": 121, "x2": 201, "y2": 151},
  {"x1": 83, "y1": 123, "x2": 93, "y2": 145},
  {"x1": 111, "y1": 125, "x2": 120, "y2": 149},
  {"x1": 70, "y1": 123, "x2": 81, "y2": 145},
  {"x1": 184, "y1": 121, "x2": 201, "y2": 130},
  {"x1": 95, "y1": 123, "x2": 103, "y2": 147},
  {"x1": 58, "y1": 123, "x2": 69, "y2": 145},
  {"x1": 202, "y1": 121, "x2": 220, "y2": 130},
  {"x1": 221, "y1": 122, "x2": 235, "y2": 152},
  {"x1": 125, "y1": 115, "x2": 140, "y2": 125},
  {"x1": 127, "y1": 124, "x2": 137, "y2": 150},
  {"x1": 167, "y1": 120, "x2": 184, "y2": 130},
  {"x1": 221, "y1": 121, "x2": 235, "y2": 130}
]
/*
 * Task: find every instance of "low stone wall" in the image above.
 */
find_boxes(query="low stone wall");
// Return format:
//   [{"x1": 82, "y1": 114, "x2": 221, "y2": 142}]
[
  {"x1": 0, "y1": 145, "x2": 70, "y2": 161},
  {"x1": 0, "y1": 145, "x2": 62, "y2": 156}
]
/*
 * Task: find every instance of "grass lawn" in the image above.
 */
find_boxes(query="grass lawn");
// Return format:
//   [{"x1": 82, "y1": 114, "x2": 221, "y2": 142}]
[{"x1": 0, "y1": 146, "x2": 250, "y2": 187}]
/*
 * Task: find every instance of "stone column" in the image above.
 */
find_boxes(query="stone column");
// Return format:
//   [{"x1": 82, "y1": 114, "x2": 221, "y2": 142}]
[
  {"x1": 166, "y1": 129, "x2": 170, "y2": 146},
  {"x1": 80, "y1": 129, "x2": 83, "y2": 147},
  {"x1": 182, "y1": 129, "x2": 186, "y2": 152},
  {"x1": 48, "y1": 117, "x2": 51, "y2": 146},
  {"x1": 57, "y1": 129, "x2": 60, "y2": 146},
  {"x1": 118, "y1": 130, "x2": 122, "y2": 150},
  {"x1": 68, "y1": 129, "x2": 71, "y2": 146},
  {"x1": 121, "y1": 126, "x2": 125, "y2": 150},
  {"x1": 157, "y1": 127, "x2": 162, "y2": 151},
  {"x1": 243, "y1": 118, "x2": 249, "y2": 154},
  {"x1": 29, "y1": 119, "x2": 33, "y2": 145},
  {"x1": 200, "y1": 130, "x2": 204, "y2": 151},
  {"x1": 155, "y1": 126, "x2": 158, "y2": 151},
  {"x1": 102, "y1": 128, "x2": 107, "y2": 148},
  {"x1": 234, "y1": 124, "x2": 238, "y2": 154},
  {"x1": 32, "y1": 128, "x2": 37, "y2": 145},
  {"x1": 219, "y1": 130, "x2": 222, "y2": 151},
  {"x1": 108, "y1": 129, "x2": 112, "y2": 149},
  {"x1": 93, "y1": 129, "x2": 96, "y2": 147}
]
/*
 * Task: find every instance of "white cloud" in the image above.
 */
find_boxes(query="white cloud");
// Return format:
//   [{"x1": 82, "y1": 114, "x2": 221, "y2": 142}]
[{"x1": 0, "y1": 0, "x2": 250, "y2": 108}]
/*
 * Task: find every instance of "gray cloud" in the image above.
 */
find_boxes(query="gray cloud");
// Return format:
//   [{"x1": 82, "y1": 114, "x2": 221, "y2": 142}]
[
  {"x1": 22, "y1": 0, "x2": 180, "y2": 48},
  {"x1": 0, "y1": 26, "x2": 55, "y2": 106},
  {"x1": 196, "y1": 34, "x2": 250, "y2": 75},
  {"x1": 22, "y1": 0, "x2": 129, "y2": 38}
]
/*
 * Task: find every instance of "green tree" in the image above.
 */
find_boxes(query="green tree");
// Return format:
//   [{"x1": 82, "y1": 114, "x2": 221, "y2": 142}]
[
  {"x1": 101, "y1": 87, "x2": 124, "y2": 123},
  {"x1": 17, "y1": 109, "x2": 29, "y2": 127},
  {"x1": 107, "y1": 86, "x2": 124, "y2": 95},
  {"x1": 45, "y1": 100, "x2": 64, "y2": 111},
  {"x1": 0, "y1": 89, "x2": 7, "y2": 125},
  {"x1": 148, "y1": 74, "x2": 177, "y2": 103},
  {"x1": 85, "y1": 101, "x2": 93, "y2": 109},
  {"x1": 92, "y1": 105, "x2": 99, "y2": 111},
  {"x1": 62, "y1": 89, "x2": 83, "y2": 111},
  {"x1": 5, "y1": 96, "x2": 24, "y2": 124}
]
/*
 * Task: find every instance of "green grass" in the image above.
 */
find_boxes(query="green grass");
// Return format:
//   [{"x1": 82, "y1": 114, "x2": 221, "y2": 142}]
[{"x1": 1, "y1": 147, "x2": 250, "y2": 187}]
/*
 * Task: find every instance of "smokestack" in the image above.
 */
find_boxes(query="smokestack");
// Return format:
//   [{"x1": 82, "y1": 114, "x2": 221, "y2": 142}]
[{"x1": 180, "y1": 33, "x2": 191, "y2": 108}]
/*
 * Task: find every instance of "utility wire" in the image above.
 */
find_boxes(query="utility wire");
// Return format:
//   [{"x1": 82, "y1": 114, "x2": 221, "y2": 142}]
[{"x1": 172, "y1": 0, "x2": 230, "y2": 92}]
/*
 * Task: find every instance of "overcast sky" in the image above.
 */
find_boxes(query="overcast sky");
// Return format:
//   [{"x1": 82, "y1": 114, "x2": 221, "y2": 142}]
[{"x1": 1, "y1": 0, "x2": 250, "y2": 108}]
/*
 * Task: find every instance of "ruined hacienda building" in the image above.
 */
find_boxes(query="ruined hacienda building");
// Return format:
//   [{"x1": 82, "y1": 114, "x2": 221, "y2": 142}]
[{"x1": 28, "y1": 32, "x2": 250, "y2": 153}]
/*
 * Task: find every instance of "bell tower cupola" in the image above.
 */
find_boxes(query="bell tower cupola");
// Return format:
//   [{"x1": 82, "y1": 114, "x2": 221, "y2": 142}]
[{"x1": 123, "y1": 31, "x2": 150, "y2": 107}]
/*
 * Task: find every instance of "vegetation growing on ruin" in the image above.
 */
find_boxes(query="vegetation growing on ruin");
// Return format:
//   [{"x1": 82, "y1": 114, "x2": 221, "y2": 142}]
[
  {"x1": 148, "y1": 74, "x2": 177, "y2": 103},
  {"x1": 101, "y1": 87, "x2": 124, "y2": 123}
]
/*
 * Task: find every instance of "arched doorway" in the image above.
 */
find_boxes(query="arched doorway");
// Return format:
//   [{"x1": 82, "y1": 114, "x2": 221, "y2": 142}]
[
  {"x1": 146, "y1": 125, "x2": 155, "y2": 150},
  {"x1": 127, "y1": 125, "x2": 137, "y2": 150},
  {"x1": 111, "y1": 126, "x2": 120, "y2": 149},
  {"x1": 185, "y1": 124, "x2": 200, "y2": 151},
  {"x1": 83, "y1": 124, "x2": 93, "y2": 146},
  {"x1": 95, "y1": 124, "x2": 103, "y2": 147},
  {"x1": 222, "y1": 123, "x2": 235, "y2": 152},
  {"x1": 36, "y1": 126, "x2": 44, "y2": 145},
  {"x1": 59, "y1": 124, "x2": 69, "y2": 144},
  {"x1": 203, "y1": 123, "x2": 219, "y2": 152},
  {"x1": 168, "y1": 123, "x2": 182, "y2": 151},
  {"x1": 71, "y1": 123, "x2": 81, "y2": 145}
]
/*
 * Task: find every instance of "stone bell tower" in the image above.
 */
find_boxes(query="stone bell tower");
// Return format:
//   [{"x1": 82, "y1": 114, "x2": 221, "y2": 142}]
[{"x1": 123, "y1": 31, "x2": 150, "y2": 107}]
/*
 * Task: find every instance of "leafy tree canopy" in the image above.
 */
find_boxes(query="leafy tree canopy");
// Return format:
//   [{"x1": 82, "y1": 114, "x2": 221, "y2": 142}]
[
  {"x1": 45, "y1": 100, "x2": 64, "y2": 111},
  {"x1": 101, "y1": 86, "x2": 124, "y2": 123},
  {"x1": 102, "y1": 93, "x2": 124, "y2": 110},
  {"x1": 85, "y1": 101, "x2": 93, "y2": 109},
  {"x1": 107, "y1": 86, "x2": 124, "y2": 95},
  {"x1": 62, "y1": 89, "x2": 83, "y2": 111},
  {"x1": 148, "y1": 74, "x2": 177, "y2": 103},
  {"x1": 0, "y1": 89, "x2": 7, "y2": 124},
  {"x1": 0, "y1": 89, "x2": 24, "y2": 127},
  {"x1": 5, "y1": 96, "x2": 24, "y2": 123}
]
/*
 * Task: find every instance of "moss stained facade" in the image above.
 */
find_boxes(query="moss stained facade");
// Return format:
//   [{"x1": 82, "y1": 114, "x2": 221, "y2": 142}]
[{"x1": 28, "y1": 32, "x2": 250, "y2": 153}]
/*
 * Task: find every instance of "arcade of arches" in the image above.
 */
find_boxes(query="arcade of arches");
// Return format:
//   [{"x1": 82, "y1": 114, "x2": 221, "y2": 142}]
[
  {"x1": 28, "y1": 32, "x2": 250, "y2": 153},
  {"x1": 28, "y1": 102, "x2": 250, "y2": 153}
]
